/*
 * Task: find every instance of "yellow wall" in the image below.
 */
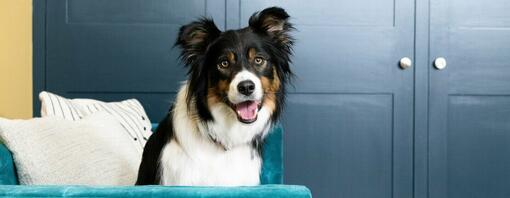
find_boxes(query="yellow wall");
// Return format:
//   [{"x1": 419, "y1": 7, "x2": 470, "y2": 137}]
[{"x1": 0, "y1": 0, "x2": 33, "y2": 119}]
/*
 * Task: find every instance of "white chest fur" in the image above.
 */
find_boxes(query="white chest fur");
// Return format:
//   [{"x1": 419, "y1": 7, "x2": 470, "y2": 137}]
[
  {"x1": 158, "y1": 84, "x2": 270, "y2": 186},
  {"x1": 159, "y1": 140, "x2": 261, "y2": 186}
]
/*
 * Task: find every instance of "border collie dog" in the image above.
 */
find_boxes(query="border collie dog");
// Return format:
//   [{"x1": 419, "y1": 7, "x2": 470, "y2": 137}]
[{"x1": 136, "y1": 7, "x2": 294, "y2": 186}]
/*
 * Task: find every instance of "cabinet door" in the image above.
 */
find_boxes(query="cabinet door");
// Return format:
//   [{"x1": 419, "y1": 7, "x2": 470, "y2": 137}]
[
  {"x1": 236, "y1": 1, "x2": 415, "y2": 197},
  {"x1": 42, "y1": 0, "x2": 225, "y2": 120},
  {"x1": 429, "y1": 0, "x2": 510, "y2": 198}
]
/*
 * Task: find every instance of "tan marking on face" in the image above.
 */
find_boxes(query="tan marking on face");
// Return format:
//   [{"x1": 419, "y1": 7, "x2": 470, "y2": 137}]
[
  {"x1": 260, "y1": 79, "x2": 277, "y2": 113},
  {"x1": 261, "y1": 67, "x2": 281, "y2": 92},
  {"x1": 248, "y1": 48, "x2": 257, "y2": 61},
  {"x1": 227, "y1": 52, "x2": 236, "y2": 64},
  {"x1": 249, "y1": 48, "x2": 268, "y2": 70},
  {"x1": 219, "y1": 79, "x2": 229, "y2": 92},
  {"x1": 263, "y1": 93, "x2": 277, "y2": 114},
  {"x1": 260, "y1": 67, "x2": 281, "y2": 114},
  {"x1": 207, "y1": 79, "x2": 230, "y2": 107},
  {"x1": 207, "y1": 89, "x2": 221, "y2": 106},
  {"x1": 271, "y1": 67, "x2": 281, "y2": 91},
  {"x1": 261, "y1": 77, "x2": 272, "y2": 93}
]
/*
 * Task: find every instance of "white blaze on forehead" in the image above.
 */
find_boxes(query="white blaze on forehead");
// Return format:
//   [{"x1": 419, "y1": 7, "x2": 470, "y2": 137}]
[{"x1": 228, "y1": 70, "x2": 263, "y2": 104}]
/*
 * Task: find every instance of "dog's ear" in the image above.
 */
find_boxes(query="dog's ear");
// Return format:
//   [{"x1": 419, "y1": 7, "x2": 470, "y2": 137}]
[
  {"x1": 175, "y1": 18, "x2": 220, "y2": 121},
  {"x1": 249, "y1": 7, "x2": 293, "y2": 46},
  {"x1": 175, "y1": 18, "x2": 221, "y2": 65},
  {"x1": 249, "y1": 7, "x2": 294, "y2": 82}
]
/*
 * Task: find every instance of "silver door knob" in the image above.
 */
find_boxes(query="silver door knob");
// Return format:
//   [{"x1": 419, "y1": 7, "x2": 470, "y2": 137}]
[
  {"x1": 434, "y1": 57, "x2": 447, "y2": 70},
  {"x1": 399, "y1": 57, "x2": 412, "y2": 70}
]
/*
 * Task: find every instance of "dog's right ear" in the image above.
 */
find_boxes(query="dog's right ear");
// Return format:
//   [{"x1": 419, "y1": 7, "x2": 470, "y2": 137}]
[{"x1": 175, "y1": 18, "x2": 221, "y2": 65}]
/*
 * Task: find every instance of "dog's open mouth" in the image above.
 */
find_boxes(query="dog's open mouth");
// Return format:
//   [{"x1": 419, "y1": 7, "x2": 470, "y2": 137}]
[{"x1": 232, "y1": 100, "x2": 261, "y2": 124}]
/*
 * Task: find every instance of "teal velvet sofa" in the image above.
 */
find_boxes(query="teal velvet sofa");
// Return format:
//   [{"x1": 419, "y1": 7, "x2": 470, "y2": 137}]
[{"x1": 0, "y1": 123, "x2": 311, "y2": 197}]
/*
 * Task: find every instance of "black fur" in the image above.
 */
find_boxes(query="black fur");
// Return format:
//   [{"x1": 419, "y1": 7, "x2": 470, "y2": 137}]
[
  {"x1": 249, "y1": 7, "x2": 294, "y2": 122},
  {"x1": 175, "y1": 18, "x2": 221, "y2": 122},
  {"x1": 135, "y1": 108, "x2": 174, "y2": 185},
  {"x1": 136, "y1": 7, "x2": 294, "y2": 185}
]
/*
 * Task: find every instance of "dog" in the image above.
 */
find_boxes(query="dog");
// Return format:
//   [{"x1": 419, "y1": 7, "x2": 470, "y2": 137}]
[{"x1": 135, "y1": 7, "x2": 294, "y2": 186}]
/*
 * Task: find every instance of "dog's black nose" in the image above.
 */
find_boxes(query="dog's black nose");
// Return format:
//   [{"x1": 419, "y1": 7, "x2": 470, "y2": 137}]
[{"x1": 238, "y1": 80, "x2": 255, "y2": 96}]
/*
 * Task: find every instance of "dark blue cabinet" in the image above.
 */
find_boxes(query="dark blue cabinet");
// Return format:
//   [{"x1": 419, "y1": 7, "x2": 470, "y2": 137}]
[
  {"x1": 40, "y1": 0, "x2": 225, "y2": 120},
  {"x1": 428, "y1": 0, "x2": 510, "y2": 198},
  {"x1": 33, "y1": 1, "x2": 510, "y2": 198}
]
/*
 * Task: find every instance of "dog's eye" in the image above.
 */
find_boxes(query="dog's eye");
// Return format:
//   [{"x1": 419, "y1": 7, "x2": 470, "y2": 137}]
[
  {"x1": 254, "y1": 57, "x2": 265, "y2": 65},
  {"x1": 218, "y1": 60, "x2": 229, "y2": 68}
]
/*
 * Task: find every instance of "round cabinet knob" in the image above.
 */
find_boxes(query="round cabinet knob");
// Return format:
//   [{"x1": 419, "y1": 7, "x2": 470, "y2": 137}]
[
  {"x1": 399, "y1": 57, "x2": 412, "y2": 70},
  {"x1": 434, "y1": 57, "x2": 447, "y2": 70}
]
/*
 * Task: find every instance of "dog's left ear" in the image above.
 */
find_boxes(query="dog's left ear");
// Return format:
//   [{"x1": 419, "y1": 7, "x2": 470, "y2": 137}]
[{"x1": 249, "y1": 7, "x2": 293, "y2": 46}]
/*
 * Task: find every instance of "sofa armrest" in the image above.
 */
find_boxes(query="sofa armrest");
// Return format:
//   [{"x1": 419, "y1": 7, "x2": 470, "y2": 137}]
[
  {"x1": 0, "y1": 143, "x2": 17, "y2": 185},
  {"x1": 260, "y1": 123, "x2": 283, "y2": 184},
  {"x1": 0, "y1": 184, "x2": 311, "y2": 198}
]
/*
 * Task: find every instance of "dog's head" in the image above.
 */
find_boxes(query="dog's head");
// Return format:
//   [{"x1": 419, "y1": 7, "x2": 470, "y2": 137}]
[{"x1": 176, "y1": 7, "x2": 294, "y2": 124}]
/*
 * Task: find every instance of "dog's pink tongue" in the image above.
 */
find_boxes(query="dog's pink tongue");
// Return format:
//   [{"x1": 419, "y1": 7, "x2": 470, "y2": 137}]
[{"x1": 236, "y1": 101, "x2": 258, "y2": 120}]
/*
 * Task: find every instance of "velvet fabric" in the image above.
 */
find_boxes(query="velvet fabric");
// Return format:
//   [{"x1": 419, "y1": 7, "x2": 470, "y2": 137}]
[
  {"x1": 0, "y1": 184, "x2": 311, "y2": 197},
  {"x1": 0, "y1": 123, "x2": 310, "y2": 197},
  {"x1": 0, "y1": 143, "x2": 17, "y2": 185}
]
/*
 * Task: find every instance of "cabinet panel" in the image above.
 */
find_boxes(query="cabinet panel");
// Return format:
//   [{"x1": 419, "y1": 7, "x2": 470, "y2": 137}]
[
  {"x1": 41, "y1": 0, "x2": 226, "y2": 119},
  {"x1": 240, "y1": 0, "x2": 395, "y2": 27},
  {"x1": 284, "y1": 94, "x2": 394, "y2": 198},
  {"x1": 67, "y1": 0, "x2": 207, "y2": 25},
  {"x1": 450, "y1": 0, "x2": 510, "y2": 28},
  {"x1": 446, "y1": 96, "x2": 510, "y2": 198},
  {"x1": 429, "y1": 0, "x2": 510, "y2": 197}
]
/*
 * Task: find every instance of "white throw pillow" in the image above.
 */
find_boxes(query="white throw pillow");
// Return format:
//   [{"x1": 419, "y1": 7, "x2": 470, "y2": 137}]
[
  {"x1": 39, "y1": 91, "x2": 152, "y2": 152},
  {"x1": 0, "y1": 112, "x2": 141, "y2": 185}
]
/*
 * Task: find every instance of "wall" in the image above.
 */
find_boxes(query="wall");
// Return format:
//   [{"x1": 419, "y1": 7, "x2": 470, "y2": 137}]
[{"x1": 0, "y1": 0, "x2": 33, "y2": 119}]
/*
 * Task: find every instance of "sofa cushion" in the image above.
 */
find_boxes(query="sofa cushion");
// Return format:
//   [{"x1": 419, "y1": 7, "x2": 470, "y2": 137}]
[
  {"x1": 0, "y1": 112, "x2": 140, "y2": 185},
  {"x1": 39, "y1": 91, "x2": 152, "y2": 152}
]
